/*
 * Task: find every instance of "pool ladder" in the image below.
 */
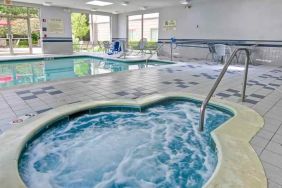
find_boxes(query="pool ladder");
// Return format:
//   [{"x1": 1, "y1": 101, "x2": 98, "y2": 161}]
[{"x1": 199, "y1": 48, "x2": 251, "y2": 131}]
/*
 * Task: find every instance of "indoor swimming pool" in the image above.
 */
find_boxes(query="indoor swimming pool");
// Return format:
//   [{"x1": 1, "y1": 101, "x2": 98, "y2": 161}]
[{"x1": 0, "y1": 56, "x2": 170, "y2": 88}]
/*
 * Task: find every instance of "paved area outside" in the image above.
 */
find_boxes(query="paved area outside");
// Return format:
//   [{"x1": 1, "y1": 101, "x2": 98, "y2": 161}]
[{"x1": 0, "y1": 61, "x2": 282, "y2": 187}]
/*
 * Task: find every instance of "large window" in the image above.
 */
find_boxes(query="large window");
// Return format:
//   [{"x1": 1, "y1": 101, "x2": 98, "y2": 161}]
[
  {"x1": 128, "y1": 13, "x2": 159, "y2": 49},
  {"x1": 91, "y1": 15, "x2": 111, "y2": 42},
  {"x1": 72, "y1": 13, "x2": 111, "y2": 52},
  {"x1": 0, "y1": 5, "x2": 40, "y2": 55},
  {"x1": 128, "y1": 15, "x2": 142, "y2": 43},
  {"x1": 71, "y1": 13, "x2": 90, "y2": 42},
  {"x1": 143, "y1": 13, "x2": 159, "y2": 42},
  {"x1": 71, "y1": 12, "x2": 90, "y2": 52}
]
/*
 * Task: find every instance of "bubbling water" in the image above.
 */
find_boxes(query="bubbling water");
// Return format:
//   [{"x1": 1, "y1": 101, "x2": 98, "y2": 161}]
[{"x1": 19, "y1": 100, "x2": 232, "y2": 188}]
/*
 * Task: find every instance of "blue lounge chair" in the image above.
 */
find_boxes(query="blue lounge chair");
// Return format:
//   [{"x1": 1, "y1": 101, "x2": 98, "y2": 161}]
[{"x1": 107, "y1": 40, "x2": 122, "y2": 55}]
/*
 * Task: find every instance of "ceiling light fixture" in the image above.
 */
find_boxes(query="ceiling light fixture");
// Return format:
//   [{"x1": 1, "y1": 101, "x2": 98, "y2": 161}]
[
  {"x1": 112, "y1": 11, "x2": 119, "y2": 14},
  {"x1": 139, "y1": 6, "x2": 147, "y2": 11},
  {"x1": 86, "y1": 0, "x2": 113, "y2": 6},
  {"x1": 43, "y1": 2, "x2": 53, "y2": 6},
  {"x1": 180, "y1": 0, "x2": 192, "y2": 8},
  {"x1": 180, "y1": 0, "x2": 191, "y2": 5},
  {"x1": 121, "y1": 1, "x2": 129, "y2": 6}
]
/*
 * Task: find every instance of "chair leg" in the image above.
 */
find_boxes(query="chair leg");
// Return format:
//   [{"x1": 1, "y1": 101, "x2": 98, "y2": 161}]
[{"x1": 206, "y1": 53, "x2": 211, "y2": 61}]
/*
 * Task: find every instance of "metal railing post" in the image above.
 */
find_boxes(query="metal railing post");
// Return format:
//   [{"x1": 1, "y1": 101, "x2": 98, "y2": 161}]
[
  {"x1": 241, "y1": 50, "x2": 250, "y2": 102},
  {"x1": 170, "y1": 42, "x2": 173, "y2": 61},
  {"x1": 199, "y1": 48, "x2": 251, "y2": 131}
]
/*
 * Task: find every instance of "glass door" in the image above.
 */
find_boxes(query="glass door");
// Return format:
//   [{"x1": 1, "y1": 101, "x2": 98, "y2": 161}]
[
  {"x1": 10, "y1": 17, "x2": 31, "y2": 54},
  {"x1": 0, "y1": 16, "x2": 12, "y2": 55}
]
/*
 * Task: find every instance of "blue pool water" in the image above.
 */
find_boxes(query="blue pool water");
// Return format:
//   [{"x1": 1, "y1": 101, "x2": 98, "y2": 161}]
[
  {"x1": 0, "y1": 56, "x2": 169, "y2": 88},
  {"x1": 19, "y1": 100, "x2": 232, "y2": 188}
]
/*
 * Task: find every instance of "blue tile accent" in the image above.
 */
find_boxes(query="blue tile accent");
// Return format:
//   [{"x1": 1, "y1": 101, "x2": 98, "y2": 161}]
[
  {"x1": 49, "y1": 91, "x2": 63, "y2": 95},
  {"x1": 115, "y1": 91, "x2": 129, "y2": 96},
  {"x1": 42, "y1": 86, "x2": 55, "y2": 90},
  {"x1": 177, "y1": 85, "x2": 189, "y2": 88},
  {"x1": 226, "y1": 89, "x2": 240, "y2": 93},
  {"x1": 250, "y1": 94, "x2": 265, "y2": 99},
  {"x1": 244, "y1": 99, "x2": 259, "y2": 105},
  {"x1": 32, "y1": 90, "x2": 46, "y2": 95},
  {"x1": 21, "y1": 95, "x2": 38, "y2": 100},
  {"x1": 16, "y1": 90, "x2": 30, "y2": 95},
  {"x1": 162, "y1": 81, "x2": 172, "y2": 85},
  {"x1": 36, "y1": 108, "x2": 53, "y2": 114},
  {"x1": 216, "y1": 93, "x2": 231, "y2": 98}
]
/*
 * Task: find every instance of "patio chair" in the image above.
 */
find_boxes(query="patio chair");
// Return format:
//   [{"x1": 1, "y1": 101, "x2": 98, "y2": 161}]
[
  {"x1": 206, "y1": 44, "x2": 232, "y2": 64},
  {"x1": 117, "y1": 40, "x2": 135, "y2": 59},
  {"x1": 135, "y1": 38, "x2": 148, "y2": 56},
  {"x1": 96, "y1": 41, "x2": 104, "y2": 52},
  {"x1": 206, "y1": 44, "x2": 216, "y2": 61},
  {"x1": 107, "y1": 40, "x2": 122, "y2": 55},
  {"x1": 102, "y1": 41, "x2": 111, "y2": 53},
  {"x1": 145, "y1": 42, "x2": 158, "y2": 55}
]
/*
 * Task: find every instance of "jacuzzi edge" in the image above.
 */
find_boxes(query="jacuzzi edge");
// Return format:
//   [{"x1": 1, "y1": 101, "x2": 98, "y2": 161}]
[{"x1": 0, "y1": 92, "x2": 267, "y2": 188}]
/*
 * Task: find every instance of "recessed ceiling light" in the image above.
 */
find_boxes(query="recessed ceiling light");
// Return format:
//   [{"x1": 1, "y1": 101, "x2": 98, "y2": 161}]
[
  {"x1": 86, "y1": 0, "x2": 113, "y2": 6},
  {"x1": 180, "y1": 0, "x2": 191, "y2": 5},
  {"x1": 112, "y1": 11, "x2": 119, "y2": 14},
  {"x1": 121, "y1": 1, "x2": 129, "y2": 6},
  {"x1": 43, "y1": 2, "x2": 53, "y2": 6},
  {"x1": 139, "y1": 6, "x2": 147, "y2": 10}
]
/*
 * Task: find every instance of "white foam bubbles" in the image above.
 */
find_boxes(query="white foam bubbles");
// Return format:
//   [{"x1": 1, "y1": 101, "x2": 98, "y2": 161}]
[{"x1": 19, "y1": 100, "x2": 231, "y2": 188}]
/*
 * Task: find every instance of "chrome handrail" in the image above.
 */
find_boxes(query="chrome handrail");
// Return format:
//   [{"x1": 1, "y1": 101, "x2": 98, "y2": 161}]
[{"x1": 199, "y1": 48, "x2": 251, "y2": 131}]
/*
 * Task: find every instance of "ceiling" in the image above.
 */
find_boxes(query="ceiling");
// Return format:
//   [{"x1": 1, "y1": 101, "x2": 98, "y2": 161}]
[{"x1": 13, "y1": 0, "x2": 182, "y2": 14}]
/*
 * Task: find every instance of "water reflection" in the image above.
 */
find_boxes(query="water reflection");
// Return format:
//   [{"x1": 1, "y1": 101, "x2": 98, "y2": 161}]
[{"x1": 0, "y1": 57, "x2": 163, "y2": 88}]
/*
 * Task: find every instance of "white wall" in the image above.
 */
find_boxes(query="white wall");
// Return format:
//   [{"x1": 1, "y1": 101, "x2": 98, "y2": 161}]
[
  {"x1": 40, "y1": 6, "x2": 73, "y2": 54},
  {"x1": 115, "y1": 0, "x2": 282, "y2": 60},
  {"x1": 158, "y1": 0, "x2": 282, "y2": 40},
  {"x1": 111, "y1": 15, "x2": 119, "y2": 39},
  {"x1": 117, "y1": 14, "x2": 127, "y2": 39},
  {"x1": 117, "y1": 0, "x2": 282, "y2": 40},
  {"x1": 40, "y1": 7, "x2": 118, "y2": 54}
]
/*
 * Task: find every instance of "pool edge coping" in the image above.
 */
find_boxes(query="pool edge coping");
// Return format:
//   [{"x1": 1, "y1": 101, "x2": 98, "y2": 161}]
[
  {"x1": 0, "y1": 92, "x2": 267, "y2": 188},
  {"x1": 0, "y1": 53, "x2": 174, "y2": 64}
]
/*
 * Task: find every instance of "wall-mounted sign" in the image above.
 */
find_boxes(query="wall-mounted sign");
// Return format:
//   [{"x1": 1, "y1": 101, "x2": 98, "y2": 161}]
[
  {"x1": 47, "y1": 18, "x2": 65, "y2": 34},
  {"x1": 163, "y1": 20, "x2": 177, "y2": 31}
]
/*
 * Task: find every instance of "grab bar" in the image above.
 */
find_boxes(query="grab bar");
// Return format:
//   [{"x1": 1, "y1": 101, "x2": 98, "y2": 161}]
[{"x1": 199, "y1": 48, "x2": 251, "y2": 131}]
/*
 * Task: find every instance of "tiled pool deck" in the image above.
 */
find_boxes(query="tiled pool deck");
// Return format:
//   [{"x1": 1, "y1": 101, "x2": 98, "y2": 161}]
[{"x1": 0, "y1": 60, "x2": 281, "y2": 187}]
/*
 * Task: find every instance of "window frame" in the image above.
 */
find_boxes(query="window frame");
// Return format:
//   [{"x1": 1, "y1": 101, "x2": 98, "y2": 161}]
[{"x1": 127, "y1": 13, "x2": 159, "y2": 43}]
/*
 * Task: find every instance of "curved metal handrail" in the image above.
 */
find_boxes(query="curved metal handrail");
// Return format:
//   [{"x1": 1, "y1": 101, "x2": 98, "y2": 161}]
[{"x1": 199, "y1": 48, "x2": 251, "y2": 131}]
